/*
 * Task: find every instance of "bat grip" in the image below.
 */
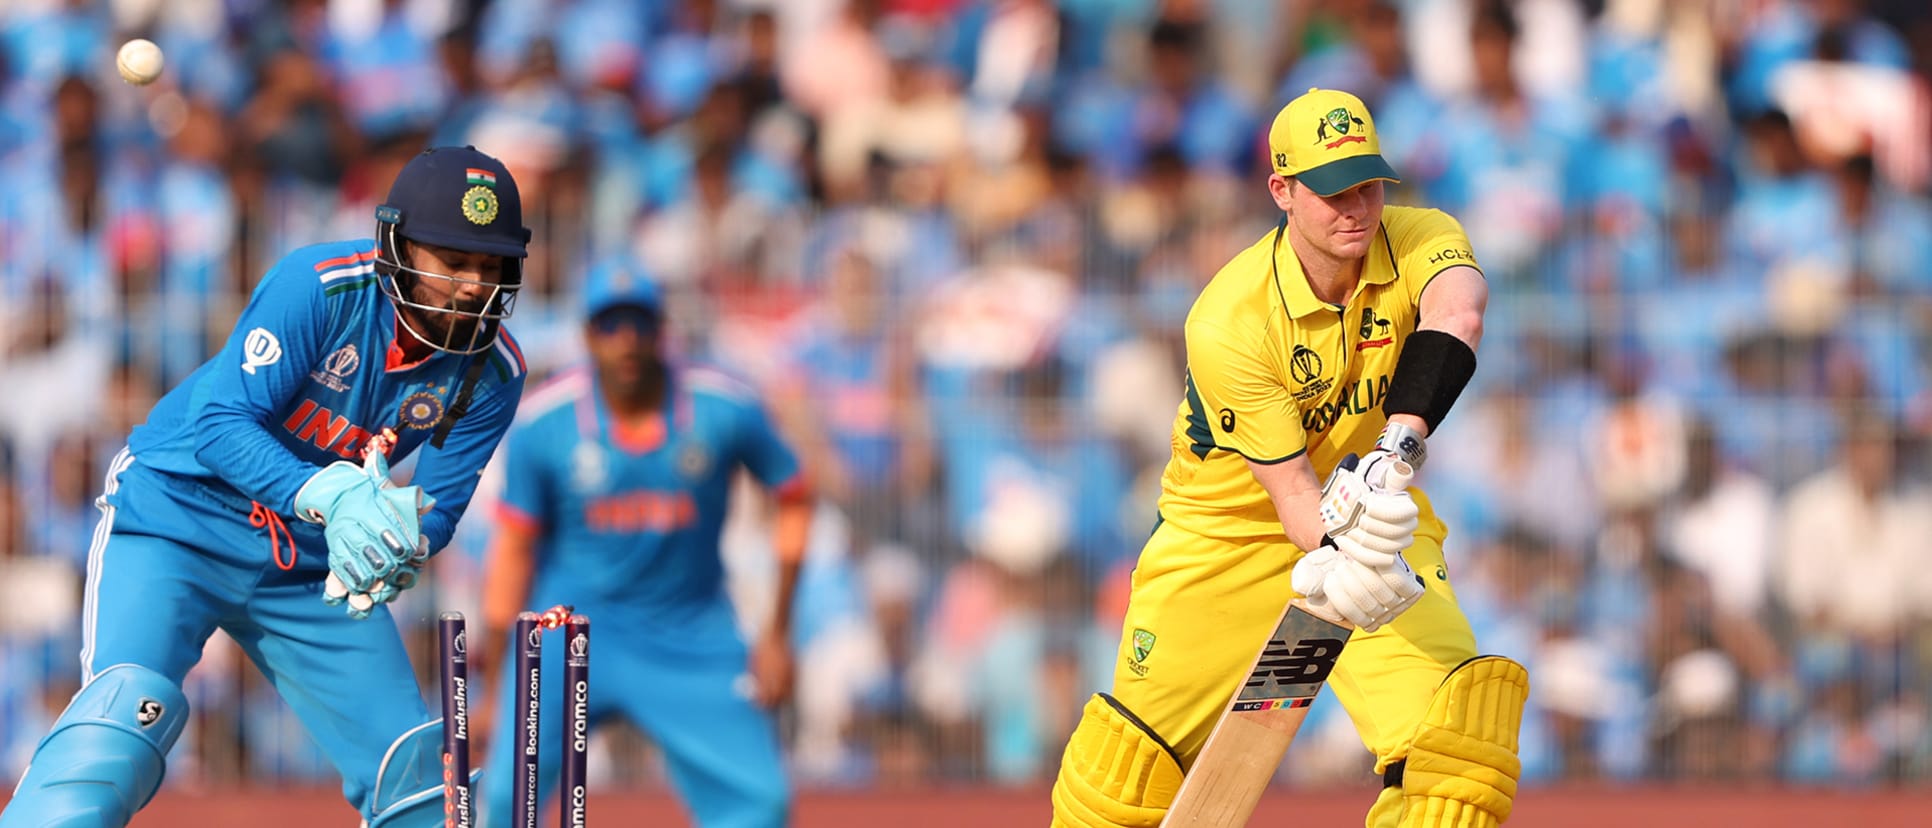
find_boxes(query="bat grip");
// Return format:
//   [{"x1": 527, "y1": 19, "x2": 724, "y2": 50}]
[{"x1": 1379, "y1": 460, "x2": 1414, "y2": 492}]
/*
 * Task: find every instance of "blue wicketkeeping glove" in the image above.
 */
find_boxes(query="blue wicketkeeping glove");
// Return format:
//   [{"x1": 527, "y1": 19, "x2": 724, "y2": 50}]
[{"x1": 296, "y1": 449, "x2": 434, "y2": 619}]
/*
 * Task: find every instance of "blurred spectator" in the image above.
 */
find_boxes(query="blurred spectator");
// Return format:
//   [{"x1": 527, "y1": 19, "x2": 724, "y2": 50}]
[
  {"x1": 1427, "y1": 0, "x2": 1591, "y2": 280},
  {"x1": 775, "y1": 249, "x2": 936, "y2": 556},
  {"x1": 318, "y1": 0, "x2": 451, "y2": 141},
  {"x1": 1777, "y1": 410, "x2": 1932, "y2": 643}
]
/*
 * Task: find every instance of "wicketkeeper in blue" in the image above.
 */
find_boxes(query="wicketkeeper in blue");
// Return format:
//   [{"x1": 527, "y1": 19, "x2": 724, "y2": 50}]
[
  {"x1": 477, "y1": 262, "x2": 811, "y2": 828},
  {"x1": 1, "y1": 146, "x2": 532, "y2": 827}
]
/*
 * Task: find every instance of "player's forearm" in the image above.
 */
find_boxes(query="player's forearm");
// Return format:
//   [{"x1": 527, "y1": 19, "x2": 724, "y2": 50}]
[
  {"x1": 767, "y1": 498, "x2": 812, "y2": 638},
  {"x1": 1272, "y1": 490, "x2": 1330, "y2": 553},
  {"x1": 1246, "y1": 457, "x2": 1328, "y2": 552},
  {"x1": 193, "y1": 414, "x2": 323, "y2": 511},
  {"x1": 482, "y1": 529, "x2": 537, "y2": 640}
]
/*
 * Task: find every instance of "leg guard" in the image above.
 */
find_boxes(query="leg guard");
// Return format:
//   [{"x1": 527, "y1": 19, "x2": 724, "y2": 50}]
[
  {"x1": 1050, "y1": 693, "x2": 1186, "y2": 828},
  {"x1": 1393, "y1": 656, "x2": 1529, "y2": 828},
  {"x1": 0, "y1": 664, "x2": 188, "y2": 828},
  {"x1": 366, "y1": 719, "x2": 481, "y2": 828}
]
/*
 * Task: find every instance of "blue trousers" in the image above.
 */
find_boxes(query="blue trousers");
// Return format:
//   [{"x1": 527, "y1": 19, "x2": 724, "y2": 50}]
[
  {"x1": 479, "y1": 598, "x2": 788, "y2": 828},
  {"x1": 81, "y1": 451, "x2": 429, "y2": 819}
]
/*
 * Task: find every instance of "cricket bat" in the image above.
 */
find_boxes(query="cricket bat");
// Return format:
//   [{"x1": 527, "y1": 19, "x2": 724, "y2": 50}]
[
  {"x1": 1161, "y1": 460, "x2": 1412, "y2": 827},
  {"x1": 1159, "y1": 600, "x2": 1350, "y2": 827}
]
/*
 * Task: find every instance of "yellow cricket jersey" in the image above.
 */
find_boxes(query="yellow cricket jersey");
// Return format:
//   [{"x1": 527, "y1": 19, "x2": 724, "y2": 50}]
[{"x1": 1157, "y1": 205, "x2": 1481, "y2": 540}]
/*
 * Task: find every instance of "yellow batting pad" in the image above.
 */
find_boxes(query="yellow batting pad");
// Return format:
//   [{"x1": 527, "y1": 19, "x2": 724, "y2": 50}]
[
  {"x1": 1051, "y1": 694, "x2": 1186, "y2": 828},
  {"x1": 1398, "y1": 656, "x2": 1529, "y2": 828}
]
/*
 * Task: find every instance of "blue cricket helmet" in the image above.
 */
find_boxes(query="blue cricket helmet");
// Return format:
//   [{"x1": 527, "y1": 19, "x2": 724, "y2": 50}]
[
  {"x1": 374, "y1": 146, "x2": 532, "y2": 354},
  {"x1": 376, "y1": 145, "x2": 531, "y2": 256}
]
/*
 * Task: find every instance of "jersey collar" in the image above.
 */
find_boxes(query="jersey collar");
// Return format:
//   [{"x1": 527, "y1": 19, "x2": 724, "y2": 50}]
[
  {"x1": 386, "y1": 305, "x2": 445, "y2": 372},
  {"x1": 578, "y1": 362, "x2": 695, "y2": 454},
  {"x1": 1269, "y1": 218, "x2": 1396, "y2": 319}
]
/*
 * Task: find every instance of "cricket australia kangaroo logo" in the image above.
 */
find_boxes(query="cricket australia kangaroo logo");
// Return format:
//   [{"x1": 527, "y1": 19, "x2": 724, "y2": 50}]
[
  {"x1": 1315, "y1": 107, "x2": 1368, "y2": 148},
  {"x1": 1127, "y1": 628, "x2": 1157, "y2": 677}
]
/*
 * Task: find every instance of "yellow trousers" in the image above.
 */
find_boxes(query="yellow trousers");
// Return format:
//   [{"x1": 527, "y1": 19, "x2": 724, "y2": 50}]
[{"x1": 1110, "y1": 517, "x2": 1476, "y2": 774}]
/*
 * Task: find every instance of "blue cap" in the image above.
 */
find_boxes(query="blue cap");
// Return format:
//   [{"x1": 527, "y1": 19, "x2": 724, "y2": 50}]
[
  {"x1": 582, "y1": 257, "x2": 662, "y2": 317},
  {"x1": 375, "y1": 146, "x2": 531, "y2": 258}
]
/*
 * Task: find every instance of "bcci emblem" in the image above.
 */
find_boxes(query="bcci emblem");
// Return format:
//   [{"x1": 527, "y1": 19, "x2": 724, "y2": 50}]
[
  {"x1": 399, "y1": 390, "x2": 445, "y2": 430},
  {"x1": 461, "y1": 185, "x2": 499, "y2": 226},
  {"x1": 675, "y1": 443, "x2": 710, "y2": 480},
  {"x1": 1289, "y1": 344, "x2": 1324, "y2": 384},
  {"x1": 571, "y1": 443, "x2": 607, "y2": 494},
  {"x1": 1315, "y1": 107, "x2": 1367, "y2": 147}
]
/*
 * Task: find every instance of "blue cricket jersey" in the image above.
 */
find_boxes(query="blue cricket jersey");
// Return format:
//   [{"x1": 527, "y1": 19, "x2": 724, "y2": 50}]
[
  {"x1": 126, "y1": 239, "x2": 527, "y2": 567},
  {"x1": 496, "y1": 365, "x2": 802, "y2": 619}
]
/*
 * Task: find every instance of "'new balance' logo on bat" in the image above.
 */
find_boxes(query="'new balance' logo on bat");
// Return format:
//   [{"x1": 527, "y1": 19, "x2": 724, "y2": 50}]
[{"x1": 1243, "y1": 637, "x2": 1343, "y2": 689}]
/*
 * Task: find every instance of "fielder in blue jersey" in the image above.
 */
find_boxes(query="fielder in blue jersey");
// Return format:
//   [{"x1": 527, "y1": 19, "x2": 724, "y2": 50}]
[
  {"x1": 477, "y1": 263, "x2": 811, "y2": 828},
  {"x1": 1, "y1": 146, "x2": 533, "y2": 827}
]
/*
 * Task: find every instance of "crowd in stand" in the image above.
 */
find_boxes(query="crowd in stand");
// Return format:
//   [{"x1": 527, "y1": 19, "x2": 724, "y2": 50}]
[{"x1": 3, "y1": 0, "x2": 1931, "y2": 790}]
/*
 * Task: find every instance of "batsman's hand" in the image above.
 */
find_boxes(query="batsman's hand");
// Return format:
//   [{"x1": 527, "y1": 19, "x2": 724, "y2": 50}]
[
  {"x1": 1292, "y1": 543, "x2": 1425, "y2": 632},
  {"x1": 1318, "y1": 453, "x2": 1419, "y2": 569},
  {"x1": 749, "y1": 631, "x2": 795, "y2": 709}
]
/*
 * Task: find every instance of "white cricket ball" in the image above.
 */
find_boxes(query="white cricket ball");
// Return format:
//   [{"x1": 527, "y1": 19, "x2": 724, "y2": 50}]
[{"x1": 116, "y1": 38, "x2": 165, "y2": 86}]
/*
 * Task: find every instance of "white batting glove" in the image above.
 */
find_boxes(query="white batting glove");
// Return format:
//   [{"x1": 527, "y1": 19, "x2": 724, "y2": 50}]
[
  {"x1": 1319, "y1": 455, "x2": 1419, "y2": 569},
  {"x1": 1293, "y1": 546, "x2": 1426, "y2": 632}
]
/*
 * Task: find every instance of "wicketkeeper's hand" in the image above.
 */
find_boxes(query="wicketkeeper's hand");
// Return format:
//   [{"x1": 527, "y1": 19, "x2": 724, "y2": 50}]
[{"x1": 299, "y1": 445, "x2": 435, "y2": 619}]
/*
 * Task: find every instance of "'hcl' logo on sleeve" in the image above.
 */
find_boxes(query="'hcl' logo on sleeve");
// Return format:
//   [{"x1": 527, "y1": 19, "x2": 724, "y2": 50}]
[{"x1": 282, "y1": 400, "x2": 379, "y2": 460}]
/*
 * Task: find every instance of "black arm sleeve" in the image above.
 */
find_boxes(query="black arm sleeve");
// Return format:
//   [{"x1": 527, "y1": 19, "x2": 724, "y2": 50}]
[{"x1": 1382, "y1": 330, "x2": 1477, "y2": 433}]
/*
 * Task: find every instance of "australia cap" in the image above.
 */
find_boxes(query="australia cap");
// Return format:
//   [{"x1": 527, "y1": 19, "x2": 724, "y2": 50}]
[{"x1": 1267, "y1": 88, "x2": 1401, "y2": 197}]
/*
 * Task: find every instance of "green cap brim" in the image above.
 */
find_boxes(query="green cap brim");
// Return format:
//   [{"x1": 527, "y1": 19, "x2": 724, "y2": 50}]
[{"x1": 1296, "y1": 154, "x2": 1401, "y2": 197}]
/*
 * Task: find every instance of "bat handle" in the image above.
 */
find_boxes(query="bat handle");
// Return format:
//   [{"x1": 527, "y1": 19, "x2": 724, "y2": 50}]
[{"x1": 1380, "y1": 459, "x2": 1414, "y2": 492}]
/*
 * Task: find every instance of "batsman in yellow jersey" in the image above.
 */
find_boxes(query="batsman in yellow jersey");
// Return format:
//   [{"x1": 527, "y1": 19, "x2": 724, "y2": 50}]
[{"x1": 1051, "y1": 88, "x2": 1528, "y2": 828}]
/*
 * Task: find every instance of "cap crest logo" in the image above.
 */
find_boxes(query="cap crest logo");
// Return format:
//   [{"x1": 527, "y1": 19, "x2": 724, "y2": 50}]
[
  {"x1": 461, "y1": 185, "x2": 499, "y2": 226},
  {"x1": 1315, "y1": 107, "x2": 1368, "y2": 149}
]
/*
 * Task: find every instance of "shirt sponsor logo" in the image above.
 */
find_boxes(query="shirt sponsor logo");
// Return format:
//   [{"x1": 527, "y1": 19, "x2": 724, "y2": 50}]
[
  {"x1": 241, "y1": 328, "x2": 282, "y2": 374},
  {"x1": 585, "y1": 490, "x2": 697, "y2": 533}
]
